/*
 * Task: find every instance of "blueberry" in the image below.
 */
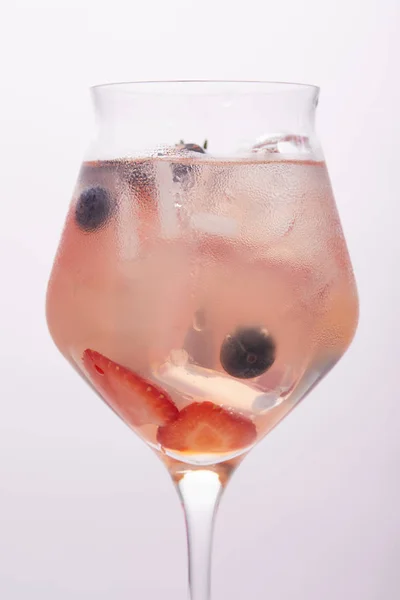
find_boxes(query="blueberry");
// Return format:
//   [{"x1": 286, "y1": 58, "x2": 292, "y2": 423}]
[
  {"x1": 75, "y1": 186, "x2": 114, "y2": 232},
  {"x1": 220, "y1": 327, "x2": 276, "y2": 379},
  {"x1": 182, "y1": 143, "x2": 206, "y2": 154}
]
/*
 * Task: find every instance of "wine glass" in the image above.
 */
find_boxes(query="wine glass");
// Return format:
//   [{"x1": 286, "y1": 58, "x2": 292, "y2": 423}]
[{"x1": 46, "y1": 80, "x2": 358, "y2": 600}]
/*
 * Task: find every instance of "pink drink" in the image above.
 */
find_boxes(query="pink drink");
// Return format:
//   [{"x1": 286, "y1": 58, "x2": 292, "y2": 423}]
[{"x1": 47, "y1": 156, "x2": 358, "y2": 466}]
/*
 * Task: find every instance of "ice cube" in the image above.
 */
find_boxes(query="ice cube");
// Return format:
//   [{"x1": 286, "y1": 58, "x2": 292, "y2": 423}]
[
  {"x1": 117, "y1": 187, "x2": 139, "y2": 260},
  {"x1": 221, "y1": 161, "x2": 300, "y2": 246},
  {"x1": 251, "y1": 134, "x2": 312, "y2": 156},
  {"x1": 251, "y1": 365, "x2": 294, "y2": 413},
  {"x1": 154, "y1": 361, "x2": 263, "y2": 413},
  {"x1": 190, "y1": 212, "x2": 239, "y2": 237},
  {"x1": 252, "y1": 391, "x2": 283, "y2": 413},
  {"x1": 169, "y1": 349, "x2": 189, "y2": 367},
  {"x1": 155, "y1": 161, "x2": 181, "y2": 238}
]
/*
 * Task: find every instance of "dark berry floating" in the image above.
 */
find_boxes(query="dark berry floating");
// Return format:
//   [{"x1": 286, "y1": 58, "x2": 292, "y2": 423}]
[
  {"x1": 75, "y1": 186, "x2": 114, "y2": 232},
  {"x1": 181, "y1": 142, "x2": 206, "y2": 154},
  {"x1": 220, "y1": 327, "x2": 276, "y2": 379}
]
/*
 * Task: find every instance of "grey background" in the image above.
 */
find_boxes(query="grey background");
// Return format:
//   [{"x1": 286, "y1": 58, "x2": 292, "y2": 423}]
[{"x1": 0, "y1": 0, "x2": 398, "y2": 598}]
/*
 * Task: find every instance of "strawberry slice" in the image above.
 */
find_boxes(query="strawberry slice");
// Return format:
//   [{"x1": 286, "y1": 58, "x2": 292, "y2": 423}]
[
  {"x1": 157, "y1": 401, "x2": 257, "y2": 454},
  {"x1": 82, "y1": 349, "x2": 178, "y2": 427}
]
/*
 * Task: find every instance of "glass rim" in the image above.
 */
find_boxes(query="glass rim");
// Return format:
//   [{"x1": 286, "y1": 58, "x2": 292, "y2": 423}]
[{"x1": 91, "y1": 79, "x2": 320, "y2": 95}]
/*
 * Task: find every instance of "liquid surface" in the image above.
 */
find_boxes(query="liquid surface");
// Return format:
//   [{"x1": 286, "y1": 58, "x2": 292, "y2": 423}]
[{"x1": 47, "y1": 156, "x2": 358, "y2": 466}]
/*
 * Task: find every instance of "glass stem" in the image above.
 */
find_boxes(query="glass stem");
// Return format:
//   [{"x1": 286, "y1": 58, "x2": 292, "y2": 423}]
[{"x1": 176, "y1": 469, "x2": 224, "y2": 600}]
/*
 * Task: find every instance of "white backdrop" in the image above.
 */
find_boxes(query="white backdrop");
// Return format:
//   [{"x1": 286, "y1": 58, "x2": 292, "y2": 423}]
[{"x1": 0, "y1": 1, "x2": 398, "y2": 599}]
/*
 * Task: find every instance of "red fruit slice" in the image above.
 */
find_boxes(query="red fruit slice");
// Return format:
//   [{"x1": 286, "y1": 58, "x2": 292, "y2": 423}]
[
  {"x1": 157, "y1": 401, "x2": 257, "y2": 454},
  {"x1": 82, "y1": 349, "x2": 178, "y2": 427}
]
